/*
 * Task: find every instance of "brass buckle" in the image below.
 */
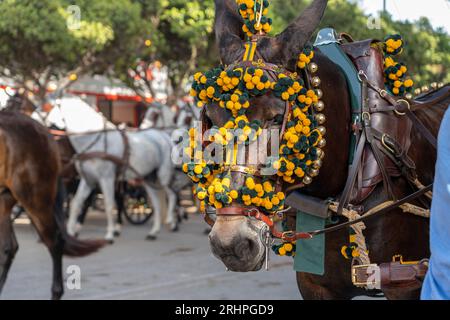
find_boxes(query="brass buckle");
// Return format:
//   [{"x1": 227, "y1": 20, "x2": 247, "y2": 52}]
[
  {"x1": 351, "y1": 264, "x2": 379, "y2": 287},
  {"x1": 227, "y1": 165, "x2": 258, "y2": 175},
  {"x1": 394, "y1": 99, "x2": 411, "y2": 116},
  {"x1": 392, "y1": 254, "x2": 419, "y2": 265}
]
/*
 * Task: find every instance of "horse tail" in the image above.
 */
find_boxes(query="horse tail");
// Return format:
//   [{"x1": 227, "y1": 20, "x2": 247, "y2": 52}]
[{"x1": 54, "y1": 178, "x2": 106, "y2": 257}]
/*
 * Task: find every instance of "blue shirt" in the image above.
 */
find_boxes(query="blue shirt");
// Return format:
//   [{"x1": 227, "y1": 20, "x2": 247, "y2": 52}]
[{"x1": 421, "y1": 107, "x2": 450, "y2": 300}]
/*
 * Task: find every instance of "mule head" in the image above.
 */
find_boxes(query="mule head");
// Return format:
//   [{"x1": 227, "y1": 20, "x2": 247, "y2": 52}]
[{"x1": 207, "y1": 0, "x2": 328, "y2": 272}]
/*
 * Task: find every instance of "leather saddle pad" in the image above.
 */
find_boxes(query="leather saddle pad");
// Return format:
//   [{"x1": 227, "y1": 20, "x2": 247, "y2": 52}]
[{"x1": 342, "y1": 40, "x2": 412, "y2": 203}]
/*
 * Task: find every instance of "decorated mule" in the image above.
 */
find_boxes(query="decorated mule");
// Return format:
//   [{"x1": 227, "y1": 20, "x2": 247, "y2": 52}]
[
  {"x1": 183, "y1": 0, "x2": 450, "y2": 299},
  {"x1": 0, "y1": 109, "x2": 105, "y2": 299}
]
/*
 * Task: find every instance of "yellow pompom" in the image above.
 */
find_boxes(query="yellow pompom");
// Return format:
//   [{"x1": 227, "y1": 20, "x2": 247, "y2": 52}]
[
  {"x1": 341, "y1": 246, "x2": 349, "y2": 259},
  {"x1": 197, "y1": 191, "x2": 206, "y2": 200},
  {"x1": 222, "y1": 178, "x2": 231, "y2": 188},
  {"x1": 246, "y1": 82, "x2": 255, "y2": 90},
  {"x1": 245, "y1": 177, "x2": 255, "y2": 189},
  {"x1": 284, "y1": 243, "x2": 293, "y2": 252},
  {"x1": 194, "y1": 165, "x2": 204, "y2": 175},
  {"x1": 263, "y1": 181, "x2": 272, "y2": 193},
  {"x1": 404, "y1": 79, "x2": 414, "y2": 87},
  {"x1": 230, "y1": 190, "x2": 238, "y2": 199}
]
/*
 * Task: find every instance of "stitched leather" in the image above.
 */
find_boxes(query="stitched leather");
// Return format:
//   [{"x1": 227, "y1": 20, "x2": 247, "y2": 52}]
[{"x1": 342, "y1": 41, "x2": 413, "y2": 203}]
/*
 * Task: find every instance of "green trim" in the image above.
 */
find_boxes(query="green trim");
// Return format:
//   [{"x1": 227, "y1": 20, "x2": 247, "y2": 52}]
[{"x1": 313, "y1": 43, "x2": 362, "y2": 164}]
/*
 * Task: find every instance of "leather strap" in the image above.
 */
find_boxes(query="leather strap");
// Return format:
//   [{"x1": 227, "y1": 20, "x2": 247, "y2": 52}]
[
  {"x1": 352, "y1": 260, "x2": 429, "y2": 289},
  {"x1": 404, "y1": 108, "x2": 437, "y2": 148}
]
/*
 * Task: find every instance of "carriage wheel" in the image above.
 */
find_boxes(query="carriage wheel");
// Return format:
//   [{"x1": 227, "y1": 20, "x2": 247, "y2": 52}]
[{"x1": 123, "y1": 186, "x2": 153, "y2": 225}]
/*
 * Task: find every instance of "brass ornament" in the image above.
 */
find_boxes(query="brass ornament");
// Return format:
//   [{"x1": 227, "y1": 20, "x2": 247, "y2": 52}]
[
  {"x1": 315, "y1": 89, "x2": 323, "y2": 99},
  {"x1": 316, "y1": 148, "x2": 324, "y2": 159},
  {"x1": 315, "y1": 100, "x2": 325, "y2": 112},
  {"x1": 308, "y1": 63, "x2": 318, "y2": 74},
  {"x1": 317, "y1": 126, "x2": 326, "y2": 136},
  {"x1": 308, "y1": 168, "x2": 319, "y2": 177},
  {"x1": 303, "y1": 175, "x2": 313, "y2": 185},
  {"x1": 313, "y1": 159, "x2": 322, "y2": 169},
  {"x1": 311, "y1": 76, "x2": 321, "y2": 87},
  {"x1": 317, "y1": 138, "x2": 327, "y2": 148},
  {"x1": 315, "y1": 113, "x2": 326, "y2": 125}
]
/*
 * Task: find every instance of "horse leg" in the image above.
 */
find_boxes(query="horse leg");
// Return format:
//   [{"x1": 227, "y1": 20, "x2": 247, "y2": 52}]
[
  {"x1": 98, "y1": 178, "x2": 116, "y2": 243},
  {"x1": 113, "y1": 188, "x2": 124, "y2": 237},
  {"x1": 163, "y1": 186, "x2": 178, "y2": 232},
  {"x1": 67, "y1": 179, "x2": 93, "y2": 237},
  {"x1": 0, "y1": 192, "x2": 18, "y2": 296},
  {"x1": 143, "y1": 184, "x2": 162, "y2": 240},
  {"x1": 75, "y1": 189, "x2": 96, "y2": 236},
  {"x1": 19, "y1": 194, "x2": 65, "y2": 300}
]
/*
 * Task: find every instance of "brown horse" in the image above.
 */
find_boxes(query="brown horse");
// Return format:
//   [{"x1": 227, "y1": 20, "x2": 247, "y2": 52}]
[
  {"x1": 205, "y1": 0, "x2": 449, "y2": 299},
  {"x1": 0, "y1": 110, "x2": 105, "y2": 300}
]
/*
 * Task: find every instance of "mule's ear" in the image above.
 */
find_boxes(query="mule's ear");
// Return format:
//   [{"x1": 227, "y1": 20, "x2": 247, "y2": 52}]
[
  {"x1": 214, "y1": 0, "x2": 244, "y2": 65},
  {"x1": 273, "y1": 0, "x2": 328, "y2": 65}
]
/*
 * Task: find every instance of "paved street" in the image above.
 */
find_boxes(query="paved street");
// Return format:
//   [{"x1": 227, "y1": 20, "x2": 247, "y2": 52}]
[{"x1": 1, "y1": 211, "x2": 301, "y2": 300}]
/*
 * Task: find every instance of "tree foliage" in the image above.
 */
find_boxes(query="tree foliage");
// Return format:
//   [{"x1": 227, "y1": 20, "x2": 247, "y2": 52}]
[
  {"x1": 0, "y1": 0, "x2": 146, "y2": 101},
  {"x1": 270, "y1": 0, "x2": 449, "y2": 85},
  {"x1": 0, "y1": 0, "x2": 447, "y2": 103}
]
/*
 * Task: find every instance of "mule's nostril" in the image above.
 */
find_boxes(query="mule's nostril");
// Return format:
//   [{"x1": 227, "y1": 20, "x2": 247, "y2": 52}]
[{"x1": 233, "y1": 238, "x2": 258, "y2": 259}]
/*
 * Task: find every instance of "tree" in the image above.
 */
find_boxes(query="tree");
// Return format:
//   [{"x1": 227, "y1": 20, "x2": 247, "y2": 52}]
[
  {"x1": 114, "y1": 0, "x2": 216, "y2": 105},
  {"x1": 269, "y1": 0, "x2": 449, "y2": 86},
  {"x1": 0, "y1": 0, "x2": 147, "y2": 103}
]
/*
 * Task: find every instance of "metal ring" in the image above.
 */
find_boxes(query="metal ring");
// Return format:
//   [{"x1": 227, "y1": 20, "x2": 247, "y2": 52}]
[
  {"x1": 361, "y1": 112, "x2": 371, "y2": 122},
  {"x1": 281, "y1": 231, "x2": 295, "y2": 240},
  {"x1": 357, "y1": 70, "x2": 367, "y2": 82},
  {"x1": 379, "y1": 89, "x2": 387, "y2": 98},
  {"x1": 393, "y1": 99, "x2": 411, "y2": 116}
]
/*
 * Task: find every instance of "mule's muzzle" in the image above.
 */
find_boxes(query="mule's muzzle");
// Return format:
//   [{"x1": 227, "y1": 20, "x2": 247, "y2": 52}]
[{"x1": 208, "y1": 208, "x2": 266, "y2": 272}]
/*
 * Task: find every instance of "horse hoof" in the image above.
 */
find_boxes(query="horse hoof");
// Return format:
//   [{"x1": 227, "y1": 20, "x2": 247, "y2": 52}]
[
  {"x1": 170, "y1": 224, "x2": 179, "y2": 232},
  {"x1": 203, "y1": 228, "x2": 211, "y2": 235},
  {"x1": 113, "y1": 231, "x2": 121, "y2": 237},
  {"x1": 51, "y1": 291, "x2": 64, "y2": 300},
  {"x1": 146, "y1": 234, "x2": 157, "y2": 241},
  {"x1": 106, "y1": 239, "x2": 114, "y2": 244}
]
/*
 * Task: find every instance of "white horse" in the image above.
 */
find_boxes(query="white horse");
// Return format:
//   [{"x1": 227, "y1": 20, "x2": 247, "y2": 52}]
[
  {"x1": 48, "y1": 96, "x2": 178, "y2": 241},
  {"x1": 140, "y1": 101, "x2": 200, "y2": 131},
  {"x1": 140, "y1": 101, "x2": 199, "y2": 218}
]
